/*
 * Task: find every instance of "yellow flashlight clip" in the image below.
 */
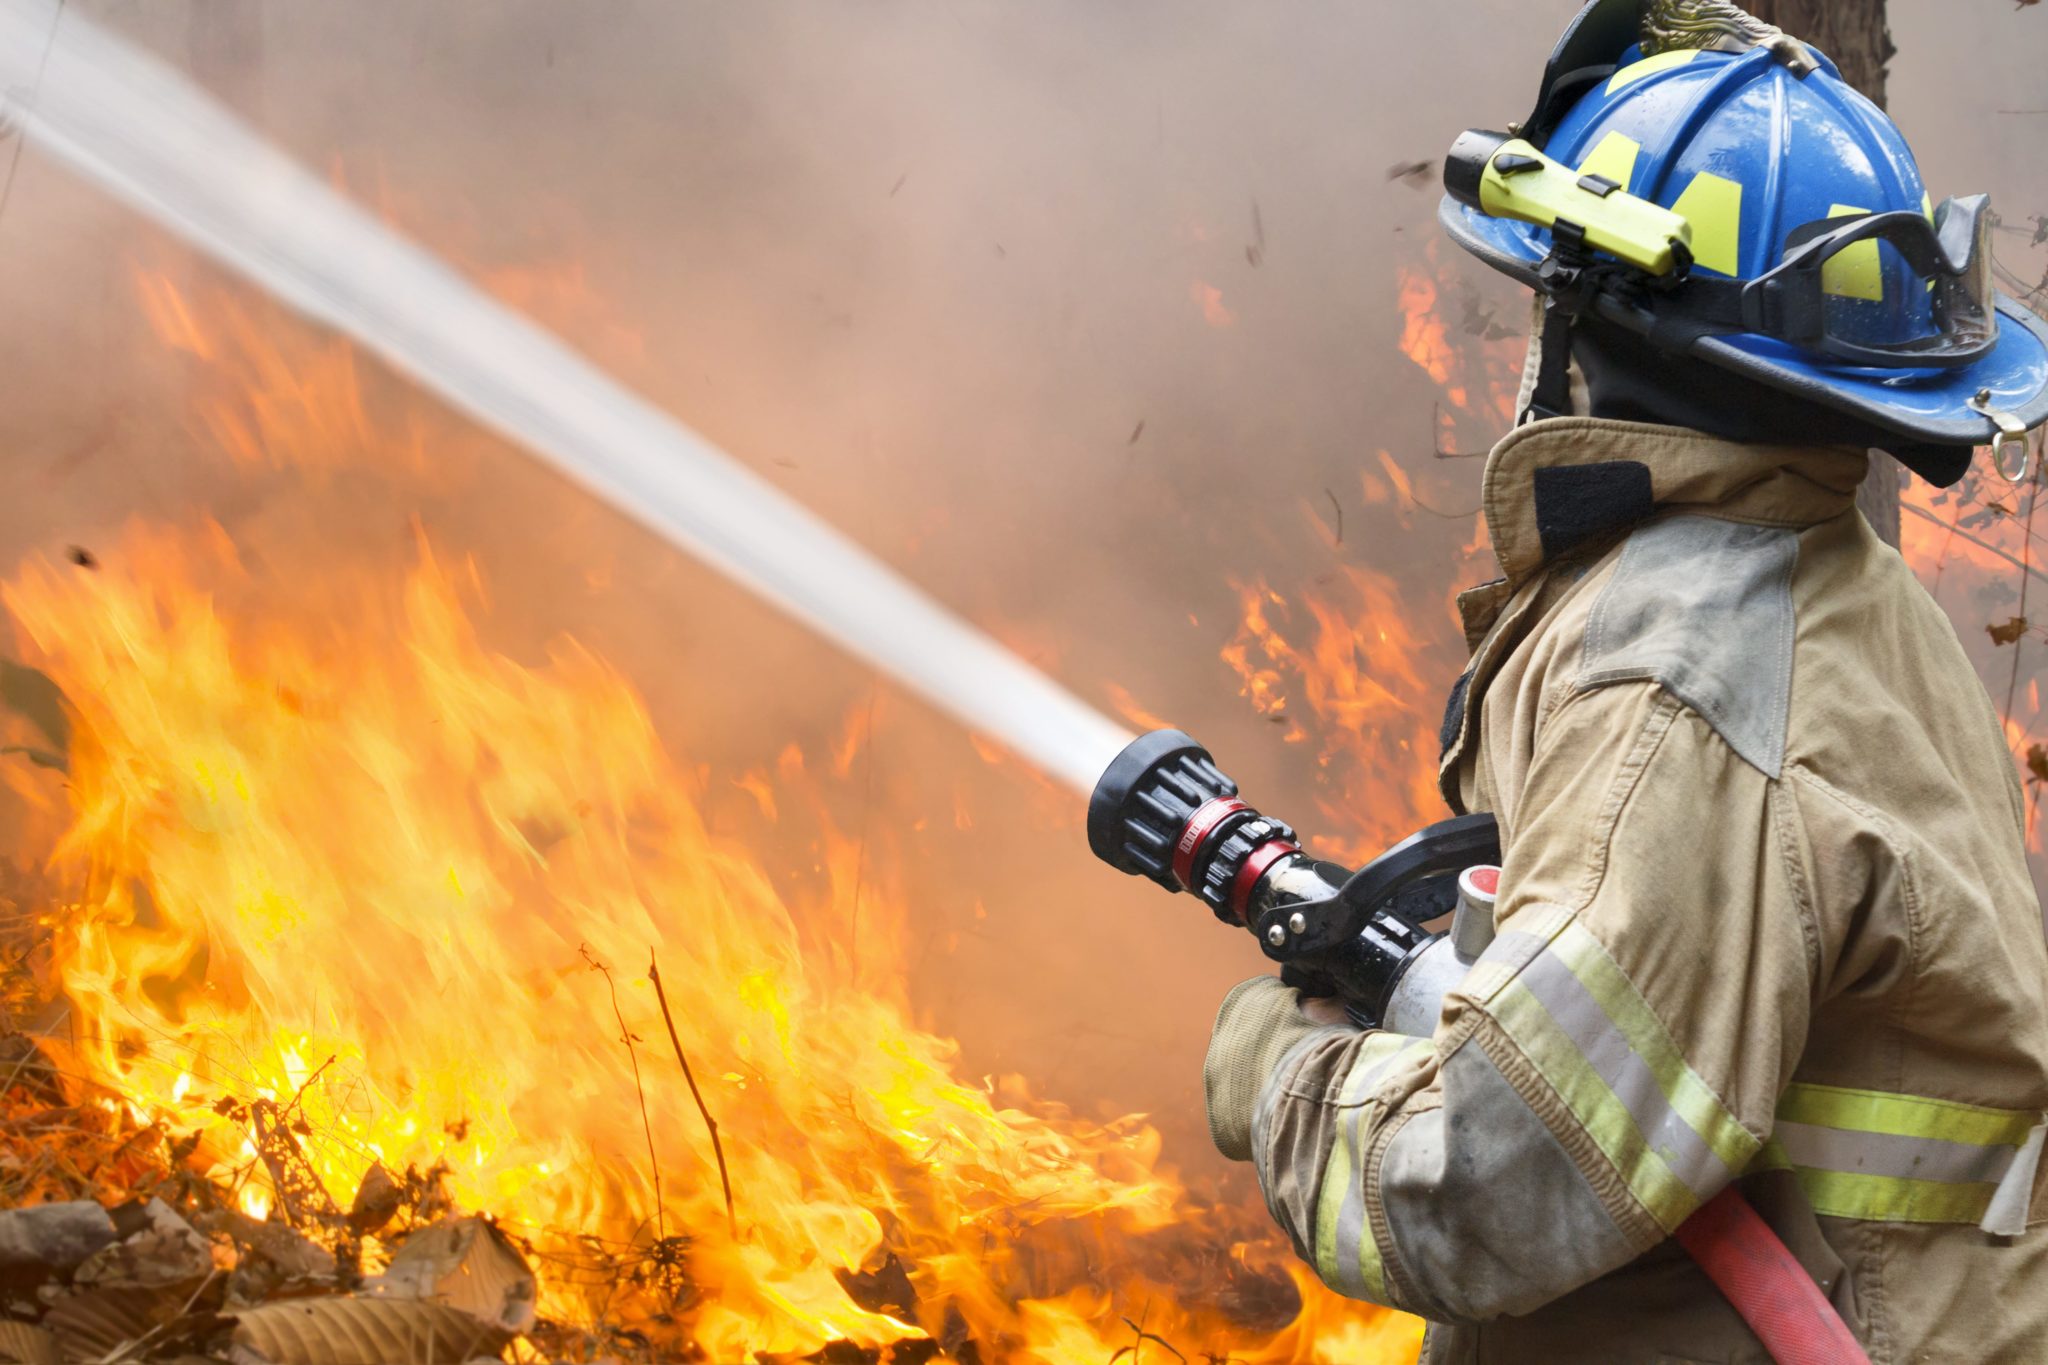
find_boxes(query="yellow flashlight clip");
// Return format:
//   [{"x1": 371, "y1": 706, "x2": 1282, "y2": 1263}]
[{"x1": 1448, "y1": 132, "x2": 1694, "y2": 279}]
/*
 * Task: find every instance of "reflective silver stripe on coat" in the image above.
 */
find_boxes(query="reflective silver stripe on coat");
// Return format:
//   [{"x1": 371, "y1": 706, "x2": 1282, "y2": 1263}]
[
  {"x1": 1250, "y1": 1025, "x2": 1350, "y2": 1187},
  {"x1": 1774, "y1": 1119, "x2": 2021, "y2": 1187},
  {"x1": 1323, "y1": 1034, "x2": 1432, "y2": 1299},
  {"x1": 1518, "y1": 949, "x2": 1735, "y2": 1201},
  {"x1": 1378, "y1": 1043, "x2": 1641, "y2": 1322}
]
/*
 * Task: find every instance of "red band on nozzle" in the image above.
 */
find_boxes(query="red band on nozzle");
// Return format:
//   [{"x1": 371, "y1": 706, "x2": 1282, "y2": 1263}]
[
  {"x1": 1230, "y1": 839, "x2": 1301, "y2": 923},
  {"x1": 1173, "y1": 796, "x2": 1248, "y2": 892}
]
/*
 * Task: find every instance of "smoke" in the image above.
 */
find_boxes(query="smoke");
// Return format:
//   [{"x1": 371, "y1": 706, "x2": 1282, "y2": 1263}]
[{"x1": 0, "y1": 0, "x2": 2039, "y2": 1182}]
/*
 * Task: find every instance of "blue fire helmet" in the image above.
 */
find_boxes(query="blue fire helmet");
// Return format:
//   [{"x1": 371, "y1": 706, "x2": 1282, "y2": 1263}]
[{"x1": 1441, "y1": 0, "x2": 2048, "y2": 482}]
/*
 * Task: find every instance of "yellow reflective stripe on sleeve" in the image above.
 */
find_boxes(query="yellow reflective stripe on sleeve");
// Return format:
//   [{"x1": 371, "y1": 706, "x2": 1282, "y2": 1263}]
[
  {"x1": 1751, "y1": 1082, "x2": 2042, "y2": 1224},
  {"x1": 1483, "y1": 916, "x2": 1759, "y2": 1232},
  {"x1": 1777, "y1": 1082, "x2": 2038, "y2": 1148},
  {"x1": 1312, "y1": 1033, "x2": 1430, "y2": 1303}
]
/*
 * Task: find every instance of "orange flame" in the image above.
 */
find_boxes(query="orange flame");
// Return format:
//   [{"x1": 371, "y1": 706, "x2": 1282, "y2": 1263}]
[
  {"x1": 1220, "y1": 562, "x2": 1450, "y2": 863},
  {"x1": 0, "y1": 263, "x2": 1425, "y2": 1360}
]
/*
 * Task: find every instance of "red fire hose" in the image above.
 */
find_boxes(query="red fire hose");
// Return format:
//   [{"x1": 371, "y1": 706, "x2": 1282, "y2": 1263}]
[{"x1": 1675, "y1": 1188, "x2": 1871, "y2": 1365}]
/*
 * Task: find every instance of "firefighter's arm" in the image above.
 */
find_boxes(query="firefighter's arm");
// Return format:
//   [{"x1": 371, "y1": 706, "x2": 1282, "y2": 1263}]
[{"x1": 1203, "y1": 682, "x2": 1816, "y2": 1322}]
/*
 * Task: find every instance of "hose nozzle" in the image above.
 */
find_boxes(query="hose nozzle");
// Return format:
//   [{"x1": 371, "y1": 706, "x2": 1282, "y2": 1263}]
[{"x1": 1086, "y1": 729, "x2": 1301, "y2": 924}]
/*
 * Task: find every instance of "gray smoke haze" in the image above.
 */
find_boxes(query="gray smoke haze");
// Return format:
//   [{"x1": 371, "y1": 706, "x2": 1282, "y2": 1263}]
[{"x1": 0, "y1": 0, "x2": 2042, "y2": 1187}]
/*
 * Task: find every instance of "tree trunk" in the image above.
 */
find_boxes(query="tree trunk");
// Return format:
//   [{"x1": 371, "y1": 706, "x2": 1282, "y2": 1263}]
[
  {"x1": 1746, "y1": 0, "x2": 1902, "y2": 546},
  {"x1": 1745, "y1": 0, "x2": 1895, "y2": 106}
]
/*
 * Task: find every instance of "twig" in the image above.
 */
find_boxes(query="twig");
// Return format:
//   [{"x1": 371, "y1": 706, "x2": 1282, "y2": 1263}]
[
  {"x1": 279, "y1": 1054, "x2": 337, "y2": 1125},
  {"x1": 649, "y1": 951, "x2": 738, "y2": 1240},
  {"x1": 1322, "y1": 488, "x2": 1343, "y2": 545},
  {"x1": 1110, "y1": 1313, "x2": 1187, "y2": 1365},
  {"x1": 100, "y1": 1267, "x2": 219, "y2": 1363},
  {"x1": 2005, "y1": 466, "x2": 2043, "y2": 727},
  {"x1": 1429, "y1": 400, "x2": 1487, "y2": 460},
  {"x1": 581, "y1": 946, "x2": 664, "y2": 1244}
]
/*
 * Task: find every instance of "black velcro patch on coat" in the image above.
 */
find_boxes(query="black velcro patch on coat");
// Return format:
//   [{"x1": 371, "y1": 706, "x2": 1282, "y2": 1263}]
[
  {"x1": 1533, "y1": 461, "x2": 1655, "y2": 561},
  {"x1": 1438, "y1": 669, "x2": 1472, "y2": 759}
]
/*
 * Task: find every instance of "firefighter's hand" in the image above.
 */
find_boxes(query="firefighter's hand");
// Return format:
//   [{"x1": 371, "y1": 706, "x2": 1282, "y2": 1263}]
[{"x1": 1203, "y1": 976, "x2": 1356, "y2": 1162}]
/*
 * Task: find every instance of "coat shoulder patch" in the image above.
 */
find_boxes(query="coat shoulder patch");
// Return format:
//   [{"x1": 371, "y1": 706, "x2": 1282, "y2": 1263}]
[{"x1": 1577, "y1": 515, "x2": 1797, "y2": 778}]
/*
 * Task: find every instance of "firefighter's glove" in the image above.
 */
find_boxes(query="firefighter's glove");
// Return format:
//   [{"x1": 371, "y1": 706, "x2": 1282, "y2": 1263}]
[{"x1": 1203, "y1": 976, "x2": 1349, "y2": 1161}]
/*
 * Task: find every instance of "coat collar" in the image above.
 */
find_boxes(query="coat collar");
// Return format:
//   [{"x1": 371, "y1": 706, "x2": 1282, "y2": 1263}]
[
  {"x1": 1441, "y1": 419, "x2": 1869, "y2": 809},
  {"x1": 1480, "y1": 417, "x2": 1870, "y2": 588}
]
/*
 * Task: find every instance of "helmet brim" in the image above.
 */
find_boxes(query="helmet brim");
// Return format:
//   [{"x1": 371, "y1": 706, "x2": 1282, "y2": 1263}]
[{"x1": 1440, "y1": 195, "x2": 2048, "y2": 453}]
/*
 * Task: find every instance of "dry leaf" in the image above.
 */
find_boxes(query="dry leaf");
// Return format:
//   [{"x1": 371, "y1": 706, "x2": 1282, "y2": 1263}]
[
  {"x1": 248, "y1": 1102, "x2": 340, "y2": 1230},
  {"x1": 43, "y1": 1283, "x2": 193, "y2": 1361},
  {"x1": 370, "y1": 1218, "x2": 534, "y2": 1334},
  {"x1": 2027, "y1": 744, "x2": 2048, "y2": 787},
  {"x1": 74, "y1": 1200, "x2": 211, "y2": 1292},
  {"x1": 214, "y1": 1213, "x2": 336, "y2": 1306},
  {"x1": 0, "y1": 1321, "x2": 59, "y2": 1365},
  {"x1": 345, "y1": 1166, "x2": 399, "y2": 1237},
  {"x1": 0, "y1": 1203, "x2": 116, "y2": 1283},
  {"x1": 1385, "y1": 159, "x2": 1436, "y2": 188},
  {"x1": 0, "y1": 1036, "x2": 66, "y2": 1107},
  {"x1": 228, "y1": 1296, "x2": 511, "y2": 1365},
  {"x1": 1990, "y1": 617, "x2": 2031, "y2": 646},
  {"x1": 835, "y1": 1251, "x2": 914, "y2": 1320}
]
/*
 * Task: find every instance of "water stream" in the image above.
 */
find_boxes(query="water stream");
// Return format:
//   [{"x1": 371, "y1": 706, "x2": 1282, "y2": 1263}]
[{"x1": 0, "y1": 0, "x2": 1132, "y2": 795}]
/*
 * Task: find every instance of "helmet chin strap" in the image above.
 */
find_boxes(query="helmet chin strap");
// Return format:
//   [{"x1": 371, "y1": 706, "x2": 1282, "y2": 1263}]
[{"x1": 1517, "y1": 295, "x2": 1588, "y2": 425}]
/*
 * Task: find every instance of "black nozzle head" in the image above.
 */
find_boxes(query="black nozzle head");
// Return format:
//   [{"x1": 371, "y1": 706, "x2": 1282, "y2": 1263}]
[
  {"x1": 1444, "y1": 129, "x2": 1513, "y2": 210},
  {"x1": 1087, "y1": 728, "x2": 1237, "y2": 892}
]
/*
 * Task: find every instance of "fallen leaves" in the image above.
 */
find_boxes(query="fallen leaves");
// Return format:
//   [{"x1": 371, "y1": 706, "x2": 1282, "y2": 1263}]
[
  {"x1": 226, "y1": 1296, "x2": 511, "y2": 1365},
  {"x1": 0, "y1": 1201, "x2": 536, "y2": 1365},
  {"x1": 0, "y1": 1319, "x2": 60, "y2": 1365},
  {"x1": 367, "y1": 1216, "x2": 535, "y2": 1335},
  {"x1": 0, "y1": 1203, "x2": 117, "y2": 1285}
]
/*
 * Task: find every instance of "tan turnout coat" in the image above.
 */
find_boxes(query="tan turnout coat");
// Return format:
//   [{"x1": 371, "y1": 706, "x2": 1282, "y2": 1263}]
[{"x1": 1207, "y1": 417, "x2": 2048, "y2": 1362}]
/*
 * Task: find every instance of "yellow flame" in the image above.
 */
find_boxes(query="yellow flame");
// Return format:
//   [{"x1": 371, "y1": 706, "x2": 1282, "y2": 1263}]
[{"x1": 0, "y1": 266, "x2": 1420, "y2": 1360}]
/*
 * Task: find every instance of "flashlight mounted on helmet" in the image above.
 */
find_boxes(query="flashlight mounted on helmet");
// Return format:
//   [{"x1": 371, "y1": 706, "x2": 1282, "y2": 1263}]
[
  {"x1": 1443, "y1": 130, "x2": 1694, "y2": 283},
  {"x1": 1088, "y1": 729, "x2": 1501, "y2": 1033}
]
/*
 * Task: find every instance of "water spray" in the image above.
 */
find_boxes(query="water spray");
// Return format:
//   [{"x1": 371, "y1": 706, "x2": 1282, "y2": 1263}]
[
  {"x1": 0, "y1": 0, "x2": 1505, "y2": 1030},
  {"x1": 0, "y1": 0, "x2": 1129, "y2": 796}
]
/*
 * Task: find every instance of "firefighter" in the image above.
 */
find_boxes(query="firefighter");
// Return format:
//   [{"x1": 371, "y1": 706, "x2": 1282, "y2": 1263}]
[{"x1": 1201, "y1": 1, "x2": 2048, "y2": 1359}]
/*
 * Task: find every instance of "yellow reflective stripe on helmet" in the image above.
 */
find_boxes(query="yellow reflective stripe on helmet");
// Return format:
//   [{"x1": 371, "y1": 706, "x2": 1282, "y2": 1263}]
[
  {"x1": 1607, "y1": 48, "x2": 1700, "y2": 94},
  {"x1": 1577, "y1": 132, "x2": 1643, "y2": 194},
  {"x1": 1312, "y1": 1033, "x2": 1429, "y2": 1301},
  {"x1": 1671, "y1": 172, "x2": 1744, "y2": 276},
  {"x1": 1752, "y1": 1083, "x2": 2041, "y2": 1224},
  {"x1": 1822, "y1": 203, "x2": 1885, "y2": 301},
  {"x1": 1480, "y1": 916, "x2": 1759, "y2": 1232}
]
